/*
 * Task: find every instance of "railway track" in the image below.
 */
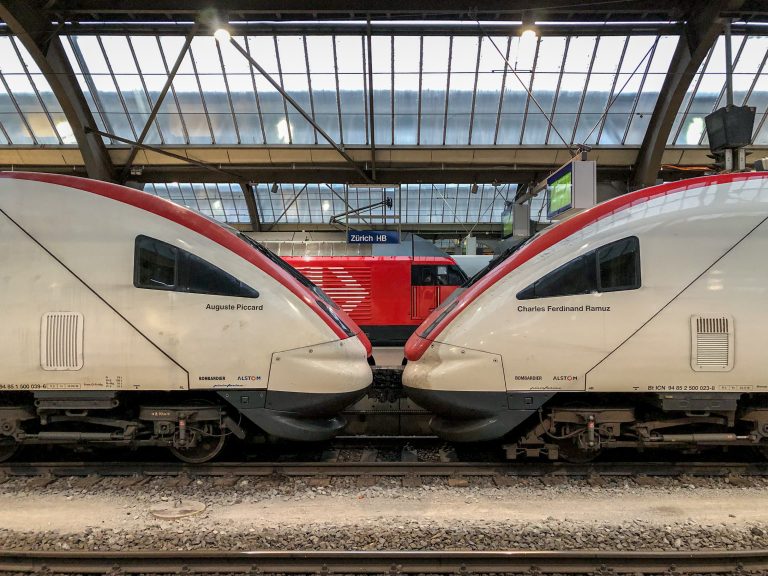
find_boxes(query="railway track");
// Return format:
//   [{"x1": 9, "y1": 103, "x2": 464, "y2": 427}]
[
  {"x1": 1, "y1": 460, "x2": 768, "y2": 480},
  {"x1": 0, "y1": 549, "x2": 765, "y2": 574}
]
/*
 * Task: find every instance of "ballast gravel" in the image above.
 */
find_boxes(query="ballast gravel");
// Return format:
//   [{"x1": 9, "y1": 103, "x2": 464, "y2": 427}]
[{"x1": 0, "y1": 474, "x2": 766, "y2": 552}]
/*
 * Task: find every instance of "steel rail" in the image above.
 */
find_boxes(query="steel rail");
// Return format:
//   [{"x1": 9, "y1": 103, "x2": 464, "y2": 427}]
[
  {"x1": 1, "y1": 460, "x2": 768, "y2": 478},
  {"x1": 0, "y1": 549, "x2": 766, "y2": 574}
]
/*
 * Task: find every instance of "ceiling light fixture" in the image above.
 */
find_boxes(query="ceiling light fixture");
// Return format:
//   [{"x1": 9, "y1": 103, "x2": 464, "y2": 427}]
[
  {"x1": 213, "y1": 27, "x2": 231, "y2": 43},
  {"x1": 520, "y1": 10, "x2": 538, "y2": 40},
  {"x1": 200, "y1": 8, "x2": 231, "y2": 43},
  {"x1": 470, "y1": 183, "x2": 479, "y2": 195},
  {"x1": 271, "y1": 183, "x2": 279, "y2": 194}
]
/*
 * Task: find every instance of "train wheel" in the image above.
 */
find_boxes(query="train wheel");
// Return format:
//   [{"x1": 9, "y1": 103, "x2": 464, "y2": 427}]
[
  {"x1": 0, "y1": 440, "x2": 18, "y2": 463},
  {"x1": 169, "y1": 423, "x2": 226, "y2": 464},
  {"x1": 556, "y1": 439, "x2": 602, "y2": 463}
]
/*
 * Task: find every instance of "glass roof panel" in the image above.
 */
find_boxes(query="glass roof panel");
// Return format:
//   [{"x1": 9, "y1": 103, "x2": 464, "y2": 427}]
[
  {"x1": 276, "y1": 36, "x2": 316, "y2": 145},
  {"x1": 496, "y1": 35, "x2": 536, "y2": 145},
  {"x1": 671, "y1": 34, "x2": 768, "y2": 146},
  {"x1": 244, "y1": 36, "x2": 287, "y2": 145},
  {"x1": 0, "y1": 31, "x2": 765, "y2": 154},
  {"x1": 335, "y1": 36, "x2": 367, "y2": 145},
  {"x1": 393, "y1": 36, "x2": 420, "y2": 145},
  {"x1": 420, "y1": 36, "x2": 450, "y2": 145},
  {"x1": 445, "y1": 36, "x2": 480, "y2": 145},
  {"x1": 471, "y1": 36, "x2": 507, "y2": 145},
  {"x1": 144, "y1": 182, "x2": 250, "y2": 224},
  {"x1": 551, "y1": 36, "x2": 597, "y2": 146},
  {"x1": 218, "y1": 36, "x2": 263, "y2": 145},
  {"x1": 371, "y1": 35, "x2": 392, "y2": 145},
  {"x1": 624, "y1": 36, "x2": 676, "y2": 145},
  {"x1": 251, "y1": 182, "x2": 513, "y2": 224},
  {"x1": 306, "y1": 35, "x2": 341, "y2": 143},
  {"x1": 522, "y1": 36, "x2": 565, "y2": 145},
  {"x1": 100, "y1": 36, "x2": 163, "y2": 145},
  {"x1": 0, "y1": 37, "x2": 62, "y2": 144}
]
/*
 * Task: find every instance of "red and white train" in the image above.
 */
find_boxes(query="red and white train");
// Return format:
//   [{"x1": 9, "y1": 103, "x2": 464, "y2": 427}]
[
  {"x1": 403, "y1": 172, "x2": 768, "y2": 460},
  {"x1": 0, "y1": 173, "x2": 372, "y2": 462}
]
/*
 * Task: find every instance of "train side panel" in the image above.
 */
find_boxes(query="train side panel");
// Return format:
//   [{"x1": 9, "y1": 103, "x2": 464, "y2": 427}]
[
  {"x1": 588, "y1": 218, "x2": 768, "y2": 393},
  {"x1": 428, "y1": 183, "x2": 768, "y2": 393},
  {"x1": 2, "y1": 180, "x2": 348, "y2": 394},
  {"x1": 0, "y1": 208, "x2": 188, "y2": 391}
]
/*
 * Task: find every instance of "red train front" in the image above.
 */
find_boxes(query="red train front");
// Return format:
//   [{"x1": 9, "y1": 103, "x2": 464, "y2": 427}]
[{"x1": 285, "y1": 255, "x2": 466, "y2": 346}]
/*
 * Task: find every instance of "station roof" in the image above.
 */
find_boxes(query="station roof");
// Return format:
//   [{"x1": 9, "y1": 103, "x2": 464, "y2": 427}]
[{"x1": 0, "y1": 1, "x2": 766, "y2": 232}]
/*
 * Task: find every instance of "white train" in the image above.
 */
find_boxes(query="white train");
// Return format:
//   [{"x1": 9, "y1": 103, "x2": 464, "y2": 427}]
[
  {"x1": 0, "y1": 173, "x2": 372, "y2": 462},
  {"x1": 403, "y1": 173, "x2": 768, "y2": 460}
]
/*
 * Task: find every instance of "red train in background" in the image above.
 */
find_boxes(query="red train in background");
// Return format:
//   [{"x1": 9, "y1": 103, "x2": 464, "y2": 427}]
[
  {"x1": 284, "y1": 255, "x2": 466, "y2": 346},
  {"x1": 253, "y1": 234, "x2": 467, "y2": 347}
]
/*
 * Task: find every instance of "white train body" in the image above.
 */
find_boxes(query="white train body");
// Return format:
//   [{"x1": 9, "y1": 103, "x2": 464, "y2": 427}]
[
  {"x1": 0, "y1": 173, "x2": 372, "y2": 460},
  {"x1": 403, "y1": 173, "x2": 768, "y2": 455}
]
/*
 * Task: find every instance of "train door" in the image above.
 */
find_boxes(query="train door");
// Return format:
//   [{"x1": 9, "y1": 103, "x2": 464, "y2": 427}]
[{"x1": 411, "y1": 265, "x2": 440, "y2": 320}]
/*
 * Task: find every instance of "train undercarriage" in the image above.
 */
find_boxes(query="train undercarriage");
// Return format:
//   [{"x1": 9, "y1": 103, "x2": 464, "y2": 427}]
[
  {"x1": 0, "y1": 391, "x2": 249, "y2": 464},
  {"x1": 1, "y1": 388, "x2": 768, "y2": 464},
  {"x1": 505, "y1": 393, "x2": 768, "y2": 462}
]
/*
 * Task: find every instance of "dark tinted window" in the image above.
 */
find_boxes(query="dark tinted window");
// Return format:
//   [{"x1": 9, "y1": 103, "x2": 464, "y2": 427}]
[
  {"x1": 135, "y1": 236, "x2": 178, "y2": 290},
  {"x1": 135, "y1": 236, "x2": 258, "y2": 298},
  {"x1": 518, "y1": 254, "x2": 597, "y2": 300},
  {"x1": 598, "y1": 236, "x2": 640, "y2": 291},
  {"x1": 412, "y1": 265, "x2": 437, "y2": 286},
  {"x1": 446, "y1": 265, "x2": 468, "y2": 285},
  {"x1": 517, "y1": 237, "x2": 640, "y2": 300},
  {"x1": 183, "y1": 253, "x2": 259, "y2": 298},
  {"x1": 413, "y1": 264, "x2": 468, "y2": 286}
]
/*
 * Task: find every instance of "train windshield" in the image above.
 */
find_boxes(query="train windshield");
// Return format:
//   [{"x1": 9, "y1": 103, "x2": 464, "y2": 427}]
[{"x1": 237, "y1": 232, "x2": 340, "y2": 309}]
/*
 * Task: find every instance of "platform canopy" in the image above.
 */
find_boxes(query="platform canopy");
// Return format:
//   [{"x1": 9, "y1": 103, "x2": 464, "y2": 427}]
[{"x1": 0, "y1": 0, "x2": 766, "y2": 231}]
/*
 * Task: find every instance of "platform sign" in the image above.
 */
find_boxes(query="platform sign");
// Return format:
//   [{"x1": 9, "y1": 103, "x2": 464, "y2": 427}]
[{"x1": 347, "y1": 230, "x2": 400, "y2": 244}]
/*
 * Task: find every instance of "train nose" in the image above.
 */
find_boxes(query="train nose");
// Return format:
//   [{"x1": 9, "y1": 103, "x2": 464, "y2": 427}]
[
  {"x1": 221, "y1": 336, "x2": 372, "y2": 442},
  {"x1": 402, "y1": 339, "x2": 532, "y2": 442}
]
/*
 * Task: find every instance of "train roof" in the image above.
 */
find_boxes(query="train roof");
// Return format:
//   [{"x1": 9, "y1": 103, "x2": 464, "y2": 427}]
[{"x1": 0, "y1": 171, "x2": 368, "y2": 348}]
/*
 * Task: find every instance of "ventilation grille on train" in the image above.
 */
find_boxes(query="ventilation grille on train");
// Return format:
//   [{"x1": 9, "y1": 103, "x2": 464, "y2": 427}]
[
  {"x1": 40, "y1": 312, "x2": 84, "y2": 371},
  {"x1": 690, "y1": 315, "x2": 733, "y2": 372},
  {"x1": 296, "y1": 266, "x2": 373, "y2": 321}
]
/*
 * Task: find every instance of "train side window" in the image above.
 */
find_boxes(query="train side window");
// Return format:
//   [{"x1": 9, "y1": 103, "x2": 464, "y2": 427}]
[
  {"x1": 598, "y1": 236, "x2": 640, "y2": 291},
  {"x1": 517, "y1": 236, "x2": 640, "y2": 300},
  {"x1": 134, "y1": 236, "x2": 258, "y2": 298},
  {"x1": 448, "y1": 265, "x2": 468, "y2": 285},
  {"x1": 135, "y1": 235, "x2": 178, "y2": 290},
  {"x1": 435, "y1": 265, "x2": 468, "y2": 286},
  {"x1": 183, "y1": 253, "x2": 259, "y2": 298},
  {"x1": 412, "y1": 265, "x2": 437, "y2": 286},
  {"x1": 517, "y1": 254, "x2": 597, "y2": 300}
]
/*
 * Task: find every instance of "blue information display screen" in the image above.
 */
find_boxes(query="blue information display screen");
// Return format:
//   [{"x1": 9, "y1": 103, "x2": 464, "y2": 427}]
[{"x1": 347, "y1": 230, "x2": 400, "y2": 244}]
